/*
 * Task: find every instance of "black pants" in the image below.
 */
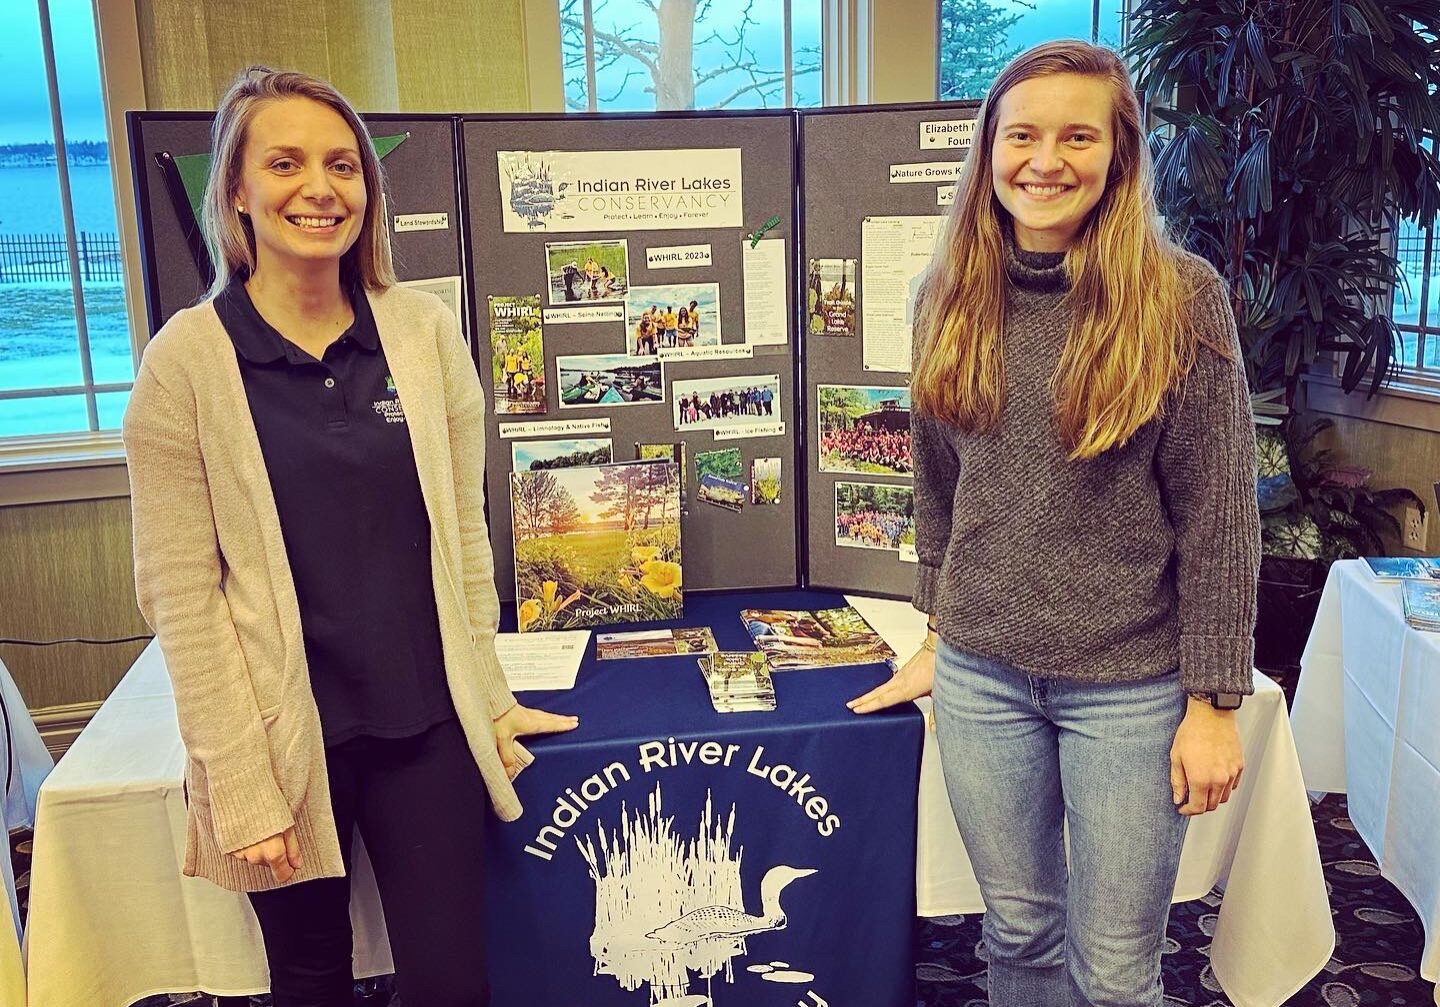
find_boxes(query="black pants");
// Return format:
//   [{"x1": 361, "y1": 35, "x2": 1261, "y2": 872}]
[{"x1": 248, "y1": 718, "x2": 490, "y2": 1007}]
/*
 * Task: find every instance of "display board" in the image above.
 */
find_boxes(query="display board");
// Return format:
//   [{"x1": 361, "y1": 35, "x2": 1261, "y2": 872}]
[
  {"x1": 798, "y1": 102, "x2": 980, "y2": 599},
  {"x1": 462, "y1": 112, "x2": 801, "y2": 603},
  {"x1": 127, "y1": 112, "x2": 466, "y2": 336}
]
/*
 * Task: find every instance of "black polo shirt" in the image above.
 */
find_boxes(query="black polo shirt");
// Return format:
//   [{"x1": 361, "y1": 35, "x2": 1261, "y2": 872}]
[{"x1": 215, "y1": 280, "x2": 455, "y2": 747}]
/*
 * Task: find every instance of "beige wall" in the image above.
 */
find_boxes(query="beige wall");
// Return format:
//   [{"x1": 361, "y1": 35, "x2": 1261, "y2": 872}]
[
  {"x1": 1312, "y1": 412, "x2": 1440, "y2": 554},
  {"x1": 133, "y1": 0, "x2": 557, "y2": 111},
  {"x1": 0, "y1": 497, "x2": 149, "y2": 711}
]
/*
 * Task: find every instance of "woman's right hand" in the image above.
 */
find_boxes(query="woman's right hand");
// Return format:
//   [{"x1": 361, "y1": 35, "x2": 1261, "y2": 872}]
[
  {"x1": 847, "y1": 643, "x2": 936, "y2": 714},
  {"x1": 230, "y1": 826, "x2": 302, "y2": 883}
]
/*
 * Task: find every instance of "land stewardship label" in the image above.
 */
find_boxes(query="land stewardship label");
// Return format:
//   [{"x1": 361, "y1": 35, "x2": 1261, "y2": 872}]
[{"x1": 497, "y1": 149, "x2": 744, "y2": 232}]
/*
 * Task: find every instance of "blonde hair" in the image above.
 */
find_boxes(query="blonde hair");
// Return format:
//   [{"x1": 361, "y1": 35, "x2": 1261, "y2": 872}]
[
  {"x1": 912, "y1": 40, "x2": 1202, "y2": 459},
  {"x1": 201, "y1": 66, "x2": 395, "y2": 298}
]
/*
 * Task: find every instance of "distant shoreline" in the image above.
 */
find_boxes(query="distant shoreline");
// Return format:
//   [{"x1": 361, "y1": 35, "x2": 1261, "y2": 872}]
[{"x1": 0, "y1": 141, "x2": 109, "y2": 169}]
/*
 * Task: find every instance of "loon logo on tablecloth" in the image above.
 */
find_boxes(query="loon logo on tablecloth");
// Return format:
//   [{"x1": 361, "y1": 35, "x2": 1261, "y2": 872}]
[
  {"x1": 582, "y1": 784, "x2": 820, "y2": 1006},
  {"x1": 508, "y1": 737, "x2": 848, "y2": 1006}
]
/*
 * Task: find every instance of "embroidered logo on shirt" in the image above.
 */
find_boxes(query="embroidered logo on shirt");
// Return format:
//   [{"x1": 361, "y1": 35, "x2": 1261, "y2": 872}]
[{"x1": 374, "y1": 373, "x2": 406, "y2": 423}]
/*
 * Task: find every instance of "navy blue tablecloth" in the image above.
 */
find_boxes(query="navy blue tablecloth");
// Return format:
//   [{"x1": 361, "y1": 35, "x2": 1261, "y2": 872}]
[{"x1": 486, "y1": 589, "x2": 924, "y2": 1007}]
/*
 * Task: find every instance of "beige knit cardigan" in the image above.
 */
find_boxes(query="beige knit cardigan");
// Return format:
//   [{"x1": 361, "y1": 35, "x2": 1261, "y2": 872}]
[{"x1": 123, "y1": 285, "x2": 522, "y2": 893}]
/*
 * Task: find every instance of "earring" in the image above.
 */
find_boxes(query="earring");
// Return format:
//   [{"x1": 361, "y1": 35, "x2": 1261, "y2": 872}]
[{"x1": 236, "y1": 205, "x2": 247, "y2": 214}]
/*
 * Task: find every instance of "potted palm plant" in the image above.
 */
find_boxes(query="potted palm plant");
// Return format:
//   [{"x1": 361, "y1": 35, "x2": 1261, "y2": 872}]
[{"x1": 1126, "y1": 1, "x2": 1440, "y2": 686}]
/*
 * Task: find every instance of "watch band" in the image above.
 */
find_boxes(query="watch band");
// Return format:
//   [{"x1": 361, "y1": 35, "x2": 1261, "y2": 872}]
[{"x1": 1188, "y1": 691, "x2": 1243, "y2": 710}]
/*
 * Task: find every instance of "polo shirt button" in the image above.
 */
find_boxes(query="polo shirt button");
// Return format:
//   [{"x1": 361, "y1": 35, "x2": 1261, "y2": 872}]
[{"x1": 324, "y1": 377, "x2": 336, "y2": 388}]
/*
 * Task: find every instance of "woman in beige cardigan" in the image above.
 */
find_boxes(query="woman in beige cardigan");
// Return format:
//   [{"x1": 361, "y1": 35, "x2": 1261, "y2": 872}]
[{"x1": 123, "y1": 67, "x2": 574, "y2": 1007}]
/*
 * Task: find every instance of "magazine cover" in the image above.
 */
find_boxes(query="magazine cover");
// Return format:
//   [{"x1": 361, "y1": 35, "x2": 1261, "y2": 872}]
[
  {"x1": 740, "y1": 606, "x2": 897, "y2": 670},
  {"x1": 511, "y1": 461, "x2": 682, "y2": 631},
  {"x1": 488, "y1": 294, "x2": 546, "y2": 414}
]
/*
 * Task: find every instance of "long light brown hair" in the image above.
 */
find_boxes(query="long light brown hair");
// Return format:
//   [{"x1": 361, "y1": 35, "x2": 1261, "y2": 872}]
[
  {"x1": 201, "y1": 66, "x2": 395, "y2": 298},
  {"x1": 911, "y1": 41, "x2": 1201, "y2": 459}
]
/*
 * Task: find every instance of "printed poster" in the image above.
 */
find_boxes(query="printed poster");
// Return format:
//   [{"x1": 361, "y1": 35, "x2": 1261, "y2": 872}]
[
  {"x1": 498, "y1": 149, "x2": 743, "y2": 232},
  {"x1": 511, "y1": 461, "x2": 682, "y2": 631}
]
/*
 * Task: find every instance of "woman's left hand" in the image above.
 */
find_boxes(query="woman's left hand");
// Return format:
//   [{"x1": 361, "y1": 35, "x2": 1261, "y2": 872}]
[
  {"x1": 494, "y1": 703, "x2": 579, "y2": 780},
  {"x1": 1169, "y1": 698, "x2": 1244, "y2": 816}
]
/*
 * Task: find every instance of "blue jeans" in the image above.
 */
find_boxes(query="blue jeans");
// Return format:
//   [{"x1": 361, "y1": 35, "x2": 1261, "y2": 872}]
[{"x1": 932, "y1": 640, "x2": 1189, "y2": 1007}]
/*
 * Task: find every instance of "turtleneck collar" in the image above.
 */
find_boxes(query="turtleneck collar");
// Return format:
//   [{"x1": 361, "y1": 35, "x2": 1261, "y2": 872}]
[{"x1": 1002, "y1": 221, "x2": 1070, "y2": 293}]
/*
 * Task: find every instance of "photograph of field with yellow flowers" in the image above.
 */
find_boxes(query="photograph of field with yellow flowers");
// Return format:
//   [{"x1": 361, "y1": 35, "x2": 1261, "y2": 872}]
[{"x1": 509, "y1": 461, "x2": 682, "y2": 631}]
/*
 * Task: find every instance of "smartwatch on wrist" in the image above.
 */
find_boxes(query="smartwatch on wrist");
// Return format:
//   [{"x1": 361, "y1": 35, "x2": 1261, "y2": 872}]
[{"x1": 1188, "y1": 691, "x2": 1243, "y2": 710}]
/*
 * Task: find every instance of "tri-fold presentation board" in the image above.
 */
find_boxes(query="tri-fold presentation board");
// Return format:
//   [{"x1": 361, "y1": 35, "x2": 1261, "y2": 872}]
[{"x1": 127, "y1": 101, "x2": 980, "y2": 604}]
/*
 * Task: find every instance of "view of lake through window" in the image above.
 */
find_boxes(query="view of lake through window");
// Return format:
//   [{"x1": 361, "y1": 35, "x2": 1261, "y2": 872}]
[{"x1": 1, "y1": 1, "x2": 132, "y2": 438}]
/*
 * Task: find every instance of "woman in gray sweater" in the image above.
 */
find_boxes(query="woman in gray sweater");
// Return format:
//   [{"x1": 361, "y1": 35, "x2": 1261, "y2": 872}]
[{"x1": 849, "y1": 41, "x2": 1259, "y2": 1007}]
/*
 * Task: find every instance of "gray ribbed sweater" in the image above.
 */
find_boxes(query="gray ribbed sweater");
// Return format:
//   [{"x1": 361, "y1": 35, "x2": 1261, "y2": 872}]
[{"x1": 911, "y1": 239, "x2": 1260, "y2": 695}]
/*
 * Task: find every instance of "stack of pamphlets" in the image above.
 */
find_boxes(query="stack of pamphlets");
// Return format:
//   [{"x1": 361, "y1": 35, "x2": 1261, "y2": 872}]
[
  {"x1": 1401, "y1": 580, "x2": 1440, "y2": 631},
  {"x1": 740, "y1": 605, "x2": 896, "y2": 671},
  {"x1": 1362, "y1": 556, "x2": 1440, "y2": 581},
  {"x1": 699, "y1": 651, "x2": 776, "y2": 713}
]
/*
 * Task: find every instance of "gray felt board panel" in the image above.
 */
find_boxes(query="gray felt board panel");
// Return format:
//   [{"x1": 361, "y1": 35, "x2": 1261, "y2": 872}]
[
  {"x1": 462, "y1": 113, "x2": 800, "y2": 603},
  {"x1": 128, "y1": 113, "x2": 462, "y2": 333},
  {"x1": 799, "y1": 102, "x2": 980, "y2": 600}
]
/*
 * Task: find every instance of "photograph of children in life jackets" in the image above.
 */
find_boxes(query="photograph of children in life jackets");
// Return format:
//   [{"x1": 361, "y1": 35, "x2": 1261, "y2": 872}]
[
  {"x1": 817, "y1": 384, "x2": 912, "y2": 477},
  {"x1": 834, "y1": 480, "x2": 916, "y2": 553},
  {"x1": 671, "y1": 374, "x2": 780, "y2": 432},
  {"x1": 623, "y1": 282, "x2": 721, "y2": 355},
  {"x1": 556, "y1": 353, "x2": 664, "y2": 407},
  {"x1": 544, "y1": 239, "x2": 629, "y2": 305},
  {"x1": 487, "y1": 294, "x2": 546, "y2": 415}
]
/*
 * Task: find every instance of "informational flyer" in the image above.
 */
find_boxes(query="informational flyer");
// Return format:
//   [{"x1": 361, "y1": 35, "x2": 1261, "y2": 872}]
[
  {"x1": 860, "y1": 215, "x2": 946, "y2": 373},
  {"x1": 741, "y1": 238, "x2": 788, "y2": 346},
  {"x1": 493, "y1": 630, "x2": 591, "y2": 691},
  {"x1": 497, "y1": 148, "x2": 743, "y2": 232},
  {"x1": 398, "y1": 275, "x2": 465, "y2": 340}
]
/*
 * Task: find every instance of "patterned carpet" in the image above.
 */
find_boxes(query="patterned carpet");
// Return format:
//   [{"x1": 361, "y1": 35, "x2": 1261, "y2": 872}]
[{"x1": 8, "y1": 794, "x2": 1435, "y2": 1005}]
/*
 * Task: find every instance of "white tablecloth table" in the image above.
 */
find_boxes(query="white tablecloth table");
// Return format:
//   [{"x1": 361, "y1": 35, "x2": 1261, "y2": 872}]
[
  {"x1": 2, "y1": 655, "x2": 53, "y2": 1007},
  {"x1": 847, "y1": 596, "x2": 1335, "y2": 1007},
  {"x1": 1293, "y1": 558, "x2": 1440, "y2": 998},
  {"x1": 26, "y1": 597, "x2": 1333, "y2": 1007}
]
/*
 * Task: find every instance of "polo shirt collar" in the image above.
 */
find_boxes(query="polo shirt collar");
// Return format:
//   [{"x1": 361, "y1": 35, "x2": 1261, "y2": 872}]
[{"x1": 217, "y1": 278, "x2": 378, "y2": 364}]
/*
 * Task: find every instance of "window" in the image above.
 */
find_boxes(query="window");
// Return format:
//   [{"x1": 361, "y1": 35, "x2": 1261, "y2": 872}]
[
  {"x1": 937, "y1": 0, "x2": 1128, "y2": 101},
  {"x1": 0, "y1": 0, "x2": 133, "y2": 441},
  {"x1": 560, "y1": 0, "x2": 822, "y2": 112},
  {"x1": 1395, "y1": 204, "x2": 1439, "y2": 375}
]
